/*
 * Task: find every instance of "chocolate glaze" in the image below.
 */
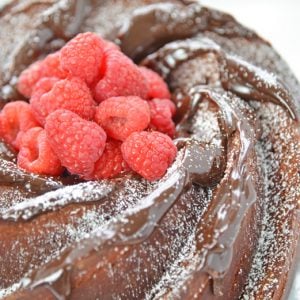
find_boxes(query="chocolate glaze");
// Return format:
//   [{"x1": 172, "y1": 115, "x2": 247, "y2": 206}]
[
  {"x1": 119, "y1": 2, "x2": 262, "y2": 61},
  {"x1": 142, "y1": 37, "x2": 299, "y2": 120},
  {"x1": 0, "y1": 181, "x2": 116, "y2": 221},
  {"x1": 0, "y1": 159, "x2": 62, "y2": 196},
  {"x1": 0, "y1": 1, "x2": 299, "y2": 299},
  {"x1": 183, "y1": 89, "x2": 257, "y2": 297}
]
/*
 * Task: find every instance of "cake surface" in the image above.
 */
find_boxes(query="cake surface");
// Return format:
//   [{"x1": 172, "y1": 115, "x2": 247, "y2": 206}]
[{"x1": 0, "y1": 1, "x2": 299, "y2": 299}]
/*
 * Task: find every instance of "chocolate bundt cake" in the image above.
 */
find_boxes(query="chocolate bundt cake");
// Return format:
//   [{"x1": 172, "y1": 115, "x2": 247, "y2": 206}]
[{"x1": 0, "y1": 0, "x2": 299, "y2": 299}]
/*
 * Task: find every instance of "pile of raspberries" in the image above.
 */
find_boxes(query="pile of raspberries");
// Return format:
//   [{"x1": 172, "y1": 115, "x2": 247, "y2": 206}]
[{"x1": 0, "y1": 33, "x2": 177, "y2": 181}]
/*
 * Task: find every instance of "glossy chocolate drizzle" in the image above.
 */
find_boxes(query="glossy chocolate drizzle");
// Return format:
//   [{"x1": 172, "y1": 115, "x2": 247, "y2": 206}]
[
  {"x1": 0, "y1": 159, "x2": 62, "y2": 195},
  {"x1": 0, "y1": 1, "x2": 299, "y2": 299},
  {"x1": 142, "y1": 37, "x2": 298, "y2": 121},
  {"x1": 118, "y1": 2, "x2": 262, "y2": 61}
]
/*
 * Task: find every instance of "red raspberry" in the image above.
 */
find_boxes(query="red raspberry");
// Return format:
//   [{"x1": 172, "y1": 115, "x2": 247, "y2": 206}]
[
  {"x1": 17, "y1": 127, "x2": 63, "y2": 176},
  {"x1": 95, "y1": 96, "x2": 150, "y2": 141},
  {"x1": 90, "y1": 139, "x2": 128, "y2": 179},
  {"x1": 0, "y1": 101, "x2": 40, "y2": 150},
  {"x1": 33, "y1": 77, "x2": 59, "y2": 95},
  {"x1": 60, "y1": 32, "x2": 105, "y2": 86},
  {"x1": 40, "y1": 52, "x2": 69, "y2": 78},
  {"x1": 148, "y1": 99, "x2": 176, "y2": 137},
  {"x1": 139, "y1": 67, "x2": 171, "y2": 100},
  {"x1": 121, "y1": 131, "x2": 177, "y2": 181},
  {"x1": 18, "y1": 61, "x2": 44, "y2": 98},
  {"x1": 45, "y1": 109, "x2": 107, "y2": 177},
  {"x1": 29, "y1": 77, "x2": 59, "y2": 124},
  {"x1": 93, "y1": 46, "x2": 148, "y2": 103},
  {"x1": 18, "y1": 52, "x2": 68, "y2": 97},
  {"x1": 30, "y1": 77, "x2": 96, "y2": 125}
]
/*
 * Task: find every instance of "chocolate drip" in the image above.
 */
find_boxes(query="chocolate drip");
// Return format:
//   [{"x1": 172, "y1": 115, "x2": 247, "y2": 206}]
[
  {"x1": 222, "y1": 55, "x2": 299, "y2": 120},
  {"x1": 0, "y1": 143, "x2": 82, "y2": 198},
  {"x1": 0, "y1": 181, "x2": 116, "y2": 222},
  {"x1": 142, "y1": 37, "x2": 222, "y2": 79},
  {"x1": 187, "y1": 89, "x2": 257, "y2": 297},
  {"x1": 119, "y1": 2, "x2": 261, "y2": 61},
  {"x1": 0, "y1": 159, "x2": 63, "y2": 195},
  {"x1": 143, "y1": 36, "x2": 299, "y2": 120}
]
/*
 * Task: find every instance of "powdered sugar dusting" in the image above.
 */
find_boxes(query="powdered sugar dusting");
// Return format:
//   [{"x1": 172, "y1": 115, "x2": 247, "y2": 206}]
[
  {"x1": 0, "y1": 187, "x2": 27, "y2": 210},
  {"x1": 0, "y1": 282, "x2": 21, "y2": 299},
  {"x1": 191, "y1": 101, "x2": 220, "y2": 144},
  {"x1": 0, "y1": 181, "x2": 115, "y2": 221},
  {"x1": 147, "y1": 191, "x2": 213, "y2": 300},
  {"x1": 241, "y1": 104, "x2": 300, "y2": 299},
  {"x1": 0, "y1": 176, "x2": 155, "y2": 292},
  {"x1": 64, "y1": 178, "x2": 155, "y2": 242},
  {"x1": 230, "y1": 54, "x2": 278, "y2": 87}
]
